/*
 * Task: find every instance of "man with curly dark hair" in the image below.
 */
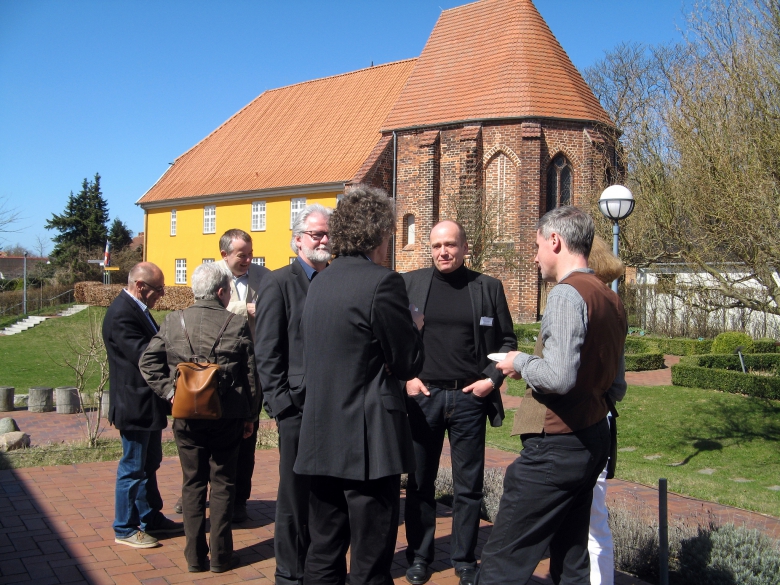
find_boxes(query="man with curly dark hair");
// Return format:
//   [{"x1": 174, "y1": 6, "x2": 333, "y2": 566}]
[{"x1": 295, "y1": 185, "x2": 425, "y2": 585}]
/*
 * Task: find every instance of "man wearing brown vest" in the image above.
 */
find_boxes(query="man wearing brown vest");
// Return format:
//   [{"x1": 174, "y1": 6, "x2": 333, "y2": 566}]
[{"x1": 477, "y1": 206, "x2": 627, "y2": 585}]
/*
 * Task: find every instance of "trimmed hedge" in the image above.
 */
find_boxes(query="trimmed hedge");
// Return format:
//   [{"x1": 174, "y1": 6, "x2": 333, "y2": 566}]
[
  {"x1": 671, "y1": 354, "x2": 780, "y2": 399},
  {"x1": 625, "y1": 352, "x2": 666, "y2": 371},
  {"x1": 654, "y1": 337, "x2": 713, "y2": 356},
  {"x1": 754, "y1": 338, "x2": 780, "y2": 353},
  {"x1": 624, "y1": 337, "x2": 652, "y2": 354},
  {"x1": 513, "y1": 323, "x2": 540, "y2": 343}
]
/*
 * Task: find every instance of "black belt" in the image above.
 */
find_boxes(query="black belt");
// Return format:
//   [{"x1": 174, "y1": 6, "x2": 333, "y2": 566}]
[{"x1": 420, "y1": 377, "x2": 480, "y2": 390}]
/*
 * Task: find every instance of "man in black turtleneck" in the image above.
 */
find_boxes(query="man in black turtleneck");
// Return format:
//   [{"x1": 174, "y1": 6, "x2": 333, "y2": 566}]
[{"x1": 402, "y1": 220, "x2": 517, "y2": 585}]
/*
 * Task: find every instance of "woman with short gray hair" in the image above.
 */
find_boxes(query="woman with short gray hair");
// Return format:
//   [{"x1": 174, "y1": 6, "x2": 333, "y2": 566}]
[{"x1": 140, "y1": 262, "x2": 258, "y2": 574}]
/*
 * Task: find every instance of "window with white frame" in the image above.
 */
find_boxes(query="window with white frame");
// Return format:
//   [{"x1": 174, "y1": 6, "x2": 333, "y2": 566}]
[
  {"x1": 290, "y1": 198, "x2": 306, "y2": 228},
  {"x1": 251, "y1": 201, "x2": 266, "y2": 231},
  {"x1": 203, "y1": 205, "x2": 216, "y2": 234},
  {"x1": 202, "y1": 258, "x2": 214, "y2": 263},
  {"x1": 170, "y1": 209, "x2": 177, "y2": 236},
  {"x1": 175, "y1": 259, "x2": 187, "y2": 284},
  {"x1": 289, "y1": 257, "x2": 297, "y2": 265},
  {"x1": 251, "y1": 257, "x2": 265, "y2": 267}
]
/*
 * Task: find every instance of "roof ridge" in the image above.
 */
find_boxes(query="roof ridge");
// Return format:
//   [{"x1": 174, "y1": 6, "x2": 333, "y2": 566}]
[{"x1": 264, "y1": 57, "x2": 418, "y2": 94}]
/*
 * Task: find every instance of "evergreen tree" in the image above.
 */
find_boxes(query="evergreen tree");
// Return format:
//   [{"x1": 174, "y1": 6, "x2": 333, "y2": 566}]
[
  {"x1": 108, "y1": 218, "x2": 133, "y2": 251},
  {"x1": 46, "y1": 173, "x2": 110, "y2": 263}
]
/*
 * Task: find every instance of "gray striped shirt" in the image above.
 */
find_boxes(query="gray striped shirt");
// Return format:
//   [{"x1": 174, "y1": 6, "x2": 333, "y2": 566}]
[{"x1": 513, "y1": 268, "x2": 626, "y2": 401}]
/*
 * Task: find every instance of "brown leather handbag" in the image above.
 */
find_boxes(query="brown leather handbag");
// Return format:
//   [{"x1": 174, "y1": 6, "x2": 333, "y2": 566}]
[{"x1": 171, "y1": 311, "x2": 234, "y2": 420}]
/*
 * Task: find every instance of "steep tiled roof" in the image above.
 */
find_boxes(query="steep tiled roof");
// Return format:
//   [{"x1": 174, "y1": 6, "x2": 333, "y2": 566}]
[
  {"x1": 382, "y1": 0, "x2": 613, "y2": 130},
  {"x1": 138, "y1": 59, "x2": 416, "y2": 204}
]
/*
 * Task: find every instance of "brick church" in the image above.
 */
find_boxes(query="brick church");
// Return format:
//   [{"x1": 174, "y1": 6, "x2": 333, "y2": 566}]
[{"x1": 138, "y1": 0, "x2": 618, "y2": 322}]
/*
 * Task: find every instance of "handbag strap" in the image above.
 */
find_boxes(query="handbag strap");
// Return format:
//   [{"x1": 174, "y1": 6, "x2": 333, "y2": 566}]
[{"x1": 179, "y1": 311, "x2": 235, "y2": 361}]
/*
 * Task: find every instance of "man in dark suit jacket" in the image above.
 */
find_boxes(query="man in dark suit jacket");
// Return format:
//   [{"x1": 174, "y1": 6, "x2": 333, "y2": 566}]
[
  {"x1": 255, "y1": 203, "x2": 332, "y2": 585},
  {"x1": 212, "y1": 229, "x2": 270, "y2": 522},
  {"x1": 103, "y1": 262, "x2": 182, "y2": 549},
  {"x1": 295, "y1": 187, "x2": 425, "y2": 585},
  {"x1": 402, "y1": 220, "x2": 516, "y2": 585}
]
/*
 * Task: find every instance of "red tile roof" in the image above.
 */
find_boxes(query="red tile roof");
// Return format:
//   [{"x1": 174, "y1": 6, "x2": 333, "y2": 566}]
[
  {"x1": 138, "y1": 60, "x2": 417, "y2": 205},
  {"x1": 382, "y1": 0, "x2": 613, "y2": 130}
]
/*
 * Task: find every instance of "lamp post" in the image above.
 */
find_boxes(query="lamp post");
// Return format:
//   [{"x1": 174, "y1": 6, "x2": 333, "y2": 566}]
[{"x1": 598, "y1": 185, "x2": 635, "y2": 293}]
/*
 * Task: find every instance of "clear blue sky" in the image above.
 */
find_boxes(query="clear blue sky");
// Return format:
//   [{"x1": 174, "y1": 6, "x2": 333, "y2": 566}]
[{"x1": 0, "y1": 0, "x2": 690, "y2": 254}]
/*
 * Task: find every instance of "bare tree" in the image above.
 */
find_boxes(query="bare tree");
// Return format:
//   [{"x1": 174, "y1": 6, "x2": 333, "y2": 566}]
[
  {"x1": 455, "y1": 186, "x2": 521, "y2": 273},
  {"x1": 0, "y1": 197, "x2": 23, "y2": 243},
  {"x1": 57, "y1": 308, "x2": 109, "y2": 447},
  {"x1": 586, "y1": 0, "x2": 780, "y2": 317}
]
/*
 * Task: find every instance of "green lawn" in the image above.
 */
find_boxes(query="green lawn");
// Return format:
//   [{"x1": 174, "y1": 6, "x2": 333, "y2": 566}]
[
  {"x1": 0, "y1": 306, "x2": 170, "y2": 391},
  {"x1": 486, "y1": 385, "x2": 780, "y2": 517}
]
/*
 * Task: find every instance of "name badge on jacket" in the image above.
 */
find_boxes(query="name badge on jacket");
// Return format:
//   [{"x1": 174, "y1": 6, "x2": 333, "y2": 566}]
[{"x1": 480, "y1": 316, "x2": 494, "y2": 327}]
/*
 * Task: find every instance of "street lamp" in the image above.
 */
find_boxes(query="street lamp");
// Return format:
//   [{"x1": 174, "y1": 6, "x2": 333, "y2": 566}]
[{"x1": 598, "y1": 185, "x2": 635, "y2": 293}]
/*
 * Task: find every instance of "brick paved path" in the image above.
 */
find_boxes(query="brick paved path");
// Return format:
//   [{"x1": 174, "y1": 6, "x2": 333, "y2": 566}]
[{"x1": 1, "y1": 358, "x2": 777, "y2": 584}]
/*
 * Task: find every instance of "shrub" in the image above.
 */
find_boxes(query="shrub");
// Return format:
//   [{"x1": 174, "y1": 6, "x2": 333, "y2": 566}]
[
  {"x1": 675, "y1": 524, "x2": 780, "y2": 585},
  {"x1": 481, "y1": 468, "x2": 505, "y2": 523},
  {"x1": 753, "y1": 338, "x2": 779, "y2": 354},
  {"x1": 625, "y1": 337, "x2": 652, "y2": 354},
  {"x1": 654, "y1": 337, "x2": 713, "y2": 355},
  {"x1": 711, "y1": 332, "x2": 754, "y2": 354},
  {"x1": 517, "y1": 342, "x2": 535, "y2": 354},
  {"x1": 513, "y1": 323, "x2": 540, "y2": 342},
  {"x1": 625, "y1": 352, "x2": 666, "y2": 371}
]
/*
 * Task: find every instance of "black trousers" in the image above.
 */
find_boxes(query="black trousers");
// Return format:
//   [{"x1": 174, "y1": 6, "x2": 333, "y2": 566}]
[
  {"x1": 405, "y1": 387, "x2": 487, "y2": 569},
  {"x1": 274, "y1": 412, "x2": 310, "y2": 585},
  {"x1": 173, "y1": 418, "x2": 244, "y2": 567},
  {"x1": 476, "y1": 419, "x2": 610, "y2": 585},
  {"x1": 305, "y1": 474, "x2": 401, "y2": 585},
  {"x1": 235, "y1": 419, "x2": 258, "y2": 504}
]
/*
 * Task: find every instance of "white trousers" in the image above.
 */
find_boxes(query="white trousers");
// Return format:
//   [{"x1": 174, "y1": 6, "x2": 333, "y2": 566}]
[{"x1": 588, "y1": 454, "x2": 614, "y2": 584}]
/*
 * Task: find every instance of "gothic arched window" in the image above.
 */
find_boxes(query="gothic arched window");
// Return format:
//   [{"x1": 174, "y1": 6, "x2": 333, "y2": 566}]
[{"x1": 546, "y1": 155, "x2": 573, "y2": 211}]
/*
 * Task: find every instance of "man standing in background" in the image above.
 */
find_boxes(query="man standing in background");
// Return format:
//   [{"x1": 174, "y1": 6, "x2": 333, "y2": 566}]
[
  {"x1": 255, "y1": 203, "x2": 332, "y2": 585},
  {"x1": 104, "y1": 262, "x2": 183, "y2": 548},
  {"x1": 214, "y1": 228, "x2": 269, "y2": 522}
]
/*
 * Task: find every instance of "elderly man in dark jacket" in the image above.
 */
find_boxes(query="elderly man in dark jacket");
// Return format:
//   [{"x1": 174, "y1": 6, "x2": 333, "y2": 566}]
[
  {"x1": 295, "y1": 186, "x2": 425, "y2": 585},
  {"x1": 140, "y1": 262, "x2": 259, "y2": 574}
]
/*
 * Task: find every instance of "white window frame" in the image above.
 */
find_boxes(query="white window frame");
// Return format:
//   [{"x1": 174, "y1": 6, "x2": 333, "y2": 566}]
[
  {"x1": 251, "y1": 257, "x2": 265, "y2": 267},
  {"x1": 290, "y1": 197, "x2": 306, "y2": 229},
  {"x1": 175, "y1": 259, "x2": 187, "y2": 284},
  {"x1": 251, "y1": 201, "x2": 266, "y2": 231},
  {"x1": 202, "y1": 258, "x2": 215, "y2": 263},
  {"x1": 203, "y1": 205, "x2": 216, "y2": 234},
  {"x1": 289, "y1": 257, "x2": 297, "y2": 265},
  {"x1": 170, "y1": 209, "x2": 177, "y2": 236}
]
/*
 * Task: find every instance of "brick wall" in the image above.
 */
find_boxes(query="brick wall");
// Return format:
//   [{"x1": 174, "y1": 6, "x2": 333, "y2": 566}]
[{"x1": 392, "y1": 118, "x2": 617, "y2": 323}]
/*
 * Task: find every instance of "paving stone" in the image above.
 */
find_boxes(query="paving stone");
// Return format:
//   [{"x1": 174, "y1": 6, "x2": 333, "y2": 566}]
[
  {"x1": 644, "y1": 454, "x2": 662, "y2": 460},
  {"x1": 731, "y1": 478, "x2": 754, "y2": 483},
  {"x1": 618, "y1": 447, "x2": 636, "y2": 452},
  {"x1": 698, "y1": 468, "x2": 716, "y2": 475}
]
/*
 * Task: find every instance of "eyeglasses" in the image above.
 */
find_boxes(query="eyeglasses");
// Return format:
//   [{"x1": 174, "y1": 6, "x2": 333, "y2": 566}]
[
  {"x1": 138, "y1": 281, "x2": 165, "y2": 294},
  {"x1": 302, "y1": 231, "x2": 329, "y2": 241}
]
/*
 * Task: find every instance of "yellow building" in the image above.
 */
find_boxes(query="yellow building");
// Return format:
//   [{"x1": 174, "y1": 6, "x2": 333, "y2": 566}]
[{"x1": 137, "y1": 59, "x2": 416, "y2": 284}]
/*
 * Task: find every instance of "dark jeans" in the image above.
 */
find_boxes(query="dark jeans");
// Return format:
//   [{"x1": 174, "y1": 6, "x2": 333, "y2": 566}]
[
  {"x1": 174, "y1": 418, "x2": 244, "y2": 567},
  {"x1": 476, "y1": 419, "x2": 610, "y2": 585},
  {"x1": 275, "y1": 411, "x2": 310, "y2": 585},
  {"x1": 235, "y1": 419, "x2": 258, "y2": 504},
  {"x1": 114, "y1": 429, "x2": 164, "y2": 538},
  {"x1": 305, "y1": 474, "x2": 401, "y2": 585},
  {"x1": 405, "y1": 386, "x2": 487, "y2": 570}
]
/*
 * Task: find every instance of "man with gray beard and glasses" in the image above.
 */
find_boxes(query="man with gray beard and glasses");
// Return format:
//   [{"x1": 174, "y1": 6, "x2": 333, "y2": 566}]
[{"x1": 255, "y1": 203, "x2": 332, "y2": 585}]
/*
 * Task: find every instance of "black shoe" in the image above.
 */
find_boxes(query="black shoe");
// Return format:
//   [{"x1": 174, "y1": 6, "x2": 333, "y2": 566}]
[
  {"x1": 232, "y1": 501, "x2": 248, "y2": 523},
  {"x1": 457, "y1": 566, "x2": 477, "y2": 585},
  {"x1": 406, "y1": 559, "x2": 432, "y2": 585},
  {"x1": 211, "y1": 552, "x2": 240, "y2": 573},
  {"x1": 173, "y1": 497, "x2": 182, "y2": 515},
  {"x1": 187, "y1": 559, "x2": 208, "y2": 573},
  {"x1": 145, "y1": 515, "x2": 184, "y2": 535}
]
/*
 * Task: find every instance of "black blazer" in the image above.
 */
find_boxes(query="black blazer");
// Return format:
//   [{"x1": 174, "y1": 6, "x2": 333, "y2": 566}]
[
  {"x1": 294, "y1": 255, "x2": 425, "y2": 481},
  {"x1": 402, "y1": 267, "x2": 517, "y2": 427},
  {"x1": 102, "y1": 290, "x2": 169, "y2": 431},
  {"x1": 255, "y1": 260, "x2": 311, "y2": 418}
]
